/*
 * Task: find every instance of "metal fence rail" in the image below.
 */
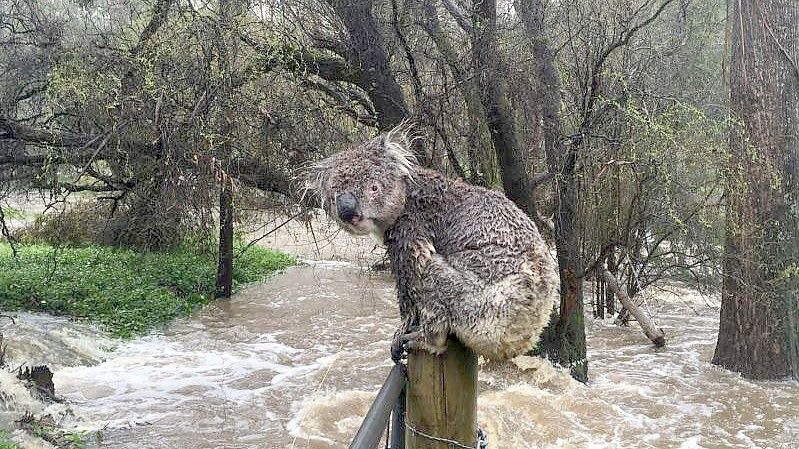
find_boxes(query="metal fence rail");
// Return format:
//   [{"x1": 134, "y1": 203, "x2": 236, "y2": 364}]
[{"x1": 348, "y1": 363, "x2": 407, "y2": 449}]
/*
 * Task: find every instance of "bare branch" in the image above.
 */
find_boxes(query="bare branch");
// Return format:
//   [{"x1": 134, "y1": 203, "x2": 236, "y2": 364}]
[{"x1": 442, "y1": 0, "x2": 473, "y2": 33}]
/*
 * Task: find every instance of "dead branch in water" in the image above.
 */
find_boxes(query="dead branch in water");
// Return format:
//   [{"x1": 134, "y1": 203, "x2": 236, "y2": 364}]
[{"x1": 603, "y1": 263, "x2": 666, "y2": 347}]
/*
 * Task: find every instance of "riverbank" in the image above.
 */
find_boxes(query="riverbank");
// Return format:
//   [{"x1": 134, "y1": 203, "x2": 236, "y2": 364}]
[
  {"x1": 0, "y1": 243, "x2": 295, "y2": 338},
  {"x1": 0, "y1": 240, "x2": 295, "y2": 448}
]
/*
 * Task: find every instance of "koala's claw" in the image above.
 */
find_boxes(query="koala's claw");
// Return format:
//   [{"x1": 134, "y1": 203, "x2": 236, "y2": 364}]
[
  {"x1": 399, "y1": 330, "x2": 448, "y2": 356},
  {"x1": 400, "y1": 330, "x2": 425, "y2": 343},
  {"x1": 391, "y1": 335, "x2": 408, "y2": 362},
  {"x1": 391, "y1": 329, "x2": 427, "y2": 361},
  {"x1": 405, "y1": 339, "x2": 448, "y2": 356}
]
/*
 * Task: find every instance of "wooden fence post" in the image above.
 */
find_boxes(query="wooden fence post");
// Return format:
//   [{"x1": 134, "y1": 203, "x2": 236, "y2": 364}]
[{"x1": 405, "y1": 337, "x2": 478, "y2": 449}]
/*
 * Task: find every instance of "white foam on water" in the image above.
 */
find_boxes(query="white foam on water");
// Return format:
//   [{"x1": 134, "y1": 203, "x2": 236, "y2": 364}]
[
  {"x1": 286, "y1": 390, "x2": 375, "y2": 448},
  {"x1": 300, "y1": 259, "x2": 359, "y2": 269},
  {"x1": 53, "y1": 332, "x2": 324, "y2": 431},
  {"x1": 1, "y1": 312, "x2": 115, "y2": 369},
  {"x1": 0, "y1": 370, "x2": 44, "y2": 426},
  {"x1": 679, "y1": 435, "x2": 704, "y2": 449}
]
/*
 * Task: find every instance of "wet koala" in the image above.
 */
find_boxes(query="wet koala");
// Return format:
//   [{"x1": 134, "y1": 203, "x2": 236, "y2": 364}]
[{"x1": 306, "y1": 128, "x2": 558, "y2": 361}]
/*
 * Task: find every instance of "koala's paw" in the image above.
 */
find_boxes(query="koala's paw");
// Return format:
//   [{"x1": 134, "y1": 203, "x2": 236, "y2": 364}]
[
  {"x1": 402, "y1": 330, "x2": 448, "y2": 356},
  {"x1": 390, "y1": 335, "x2": 407, "y2": 362},
  {"x1": 391, "y1": 322, "x2": 420, "y2": 362}
]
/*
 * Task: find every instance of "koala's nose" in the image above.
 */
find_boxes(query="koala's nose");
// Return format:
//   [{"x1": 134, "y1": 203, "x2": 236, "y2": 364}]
[{"x1": 336, "y1": 192, "x2": 361, "y2": 222}]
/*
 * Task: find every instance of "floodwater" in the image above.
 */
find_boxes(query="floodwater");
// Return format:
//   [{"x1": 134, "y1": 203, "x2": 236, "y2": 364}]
[{"x1": 1, "y1": 222, "x2": 798, "y2": 448}]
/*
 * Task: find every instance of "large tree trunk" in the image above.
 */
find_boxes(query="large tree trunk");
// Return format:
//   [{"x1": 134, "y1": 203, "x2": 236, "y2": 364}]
[
  {"x1": 516, "y1": 0, "x2": 588, "y2": 382},
  {"x1": 712, "y1": 0, "x2": 799, "y2": 379},
  {"x1": 332, "y1": 0, "x2": 408, "y2": 132},
  {"x1": 470, "y1": 0, "x2": 540, "y2": 220}
]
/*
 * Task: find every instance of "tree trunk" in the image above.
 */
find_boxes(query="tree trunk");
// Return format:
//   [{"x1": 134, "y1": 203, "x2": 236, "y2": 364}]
[
  {"x1": 332, "y1": 0, "x2": 409, "y2": 132},
  {"x1": 471, "y1": 0, "x2": 540, "y2": 219},
  {"x1": 605, "y1": 251, "x2": 617, "y2": 315},
  {"x1": 214, "y1": 0, "x2": 243, "y2": 299},
  {"x1": 712, "y1": 0, "x2": 799, "y2": 380},
  {"x1": 216, "y1": 181, "x2": 234, "y2": 299},
  {"x1": 516, "y1": 0, "x2": 587, "y2": 382},
  {"x1": 595, "y1": 275, "x2": 605, "y2": 319}
]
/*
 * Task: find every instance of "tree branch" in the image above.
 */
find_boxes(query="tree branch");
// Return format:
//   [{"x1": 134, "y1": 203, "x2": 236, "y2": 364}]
[
  {"x1": 575, "y1": 0, "x2": 677, "y2": 141},
  {"x1": 442, "y1": 0, "x2": 473, "y2": 33},
  {"x1": 0, "y1": 117, "x2": 89, "y2": 148}
]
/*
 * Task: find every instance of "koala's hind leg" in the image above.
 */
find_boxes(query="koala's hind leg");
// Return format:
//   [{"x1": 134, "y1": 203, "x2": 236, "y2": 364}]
[
  {"x1": 418, "y1": 252, "x2": 519, "y2": 359},
  {"x1": 390, "y1": 314, "x2": 448, "y2": 359},
  {"x1": 393, "y1": 252, "x2": 477, "y2": 357}
]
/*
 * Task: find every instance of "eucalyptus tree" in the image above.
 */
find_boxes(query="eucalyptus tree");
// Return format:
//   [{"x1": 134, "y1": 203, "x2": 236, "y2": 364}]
[{"x1": 713, "y1": 0, "x2": 799, "y2": 380}]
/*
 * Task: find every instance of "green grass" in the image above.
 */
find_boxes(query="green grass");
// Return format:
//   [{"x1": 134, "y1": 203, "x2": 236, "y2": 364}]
[
  {"x1": 0, "y1": 430, "x2": 19, "y2": 449},
  {"x1": 0, "y1": 243, "x2": 295, "y2": 338}
]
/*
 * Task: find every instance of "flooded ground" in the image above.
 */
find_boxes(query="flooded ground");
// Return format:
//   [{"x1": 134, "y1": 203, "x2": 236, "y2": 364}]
[{"x1": 1, "y1": 214, "x2": 798, "y2": 448}]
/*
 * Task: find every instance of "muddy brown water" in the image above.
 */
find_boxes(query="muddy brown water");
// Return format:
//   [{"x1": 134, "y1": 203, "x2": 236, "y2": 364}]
[
  {"x1": 1, "y1": 216, "x2": 798, "y2": 448},
  {"x1": 1, "y1": 260, "x2": 797, "y2": 449}
]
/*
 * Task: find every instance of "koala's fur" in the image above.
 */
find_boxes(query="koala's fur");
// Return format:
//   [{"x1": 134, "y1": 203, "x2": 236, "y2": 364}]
[{"x1": 306, "y1": 128, "x2": 558, "y2": 360}]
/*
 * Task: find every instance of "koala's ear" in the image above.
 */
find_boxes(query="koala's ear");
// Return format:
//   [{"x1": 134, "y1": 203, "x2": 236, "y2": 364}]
[
  {"x1": 377, "y1": 122, "x2": 419, "y2": 178},
  {"x1": 299, "y1": 156, "x2": 334, "y2": 205}
]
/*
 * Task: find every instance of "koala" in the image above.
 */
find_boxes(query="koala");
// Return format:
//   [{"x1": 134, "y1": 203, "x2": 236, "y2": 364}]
[{"x1": 306, "y1": 127, "x2": 558, "y2": 361}]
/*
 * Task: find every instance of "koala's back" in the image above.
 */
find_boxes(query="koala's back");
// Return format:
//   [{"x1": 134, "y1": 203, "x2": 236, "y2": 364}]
[
  {"x1": 389, "y1": 168, "x2": 559, "y2": 360},
  {"x1": 405, "y1": 169, "x2": 551, "y2": 280}
]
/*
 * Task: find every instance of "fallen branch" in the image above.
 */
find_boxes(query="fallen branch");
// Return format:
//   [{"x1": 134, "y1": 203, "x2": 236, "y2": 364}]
[{"x1": 602, "y1": 263, "x2": 666, "y2": 347}]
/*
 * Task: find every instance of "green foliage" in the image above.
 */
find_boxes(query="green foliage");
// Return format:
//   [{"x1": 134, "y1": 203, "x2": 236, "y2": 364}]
[
  {"x1": 0, "y1": 207, "x2": 26, "y2": 220},
  {"x1": 0, "y1": 431, "x2": 19, "y2": 449},
  {"x1": 233, "y1": 245, "x2": 295, "y2": 284},
  {"x1": 579, "y1": 91, "x2": 727, "y2": 292},
  {"x1": 16, "y1": 414, "x2": 89, "y2": 449},
  {"x1": 62, "y1": 431, "x2": 87, "y2": 449},
  {"x1": 0, "y1": 243, "x2": 295, "y2": 338}
]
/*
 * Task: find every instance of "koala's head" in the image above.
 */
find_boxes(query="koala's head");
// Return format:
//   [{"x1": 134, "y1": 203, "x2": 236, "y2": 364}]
[{"x1": 304, "y1": 128, "x2": 417, "y2": 237}]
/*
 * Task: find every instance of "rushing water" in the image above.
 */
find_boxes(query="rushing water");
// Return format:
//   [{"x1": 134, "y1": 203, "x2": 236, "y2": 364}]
[{"x1": 2, "y1": 257, "x2": 799, "y2": 448}]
